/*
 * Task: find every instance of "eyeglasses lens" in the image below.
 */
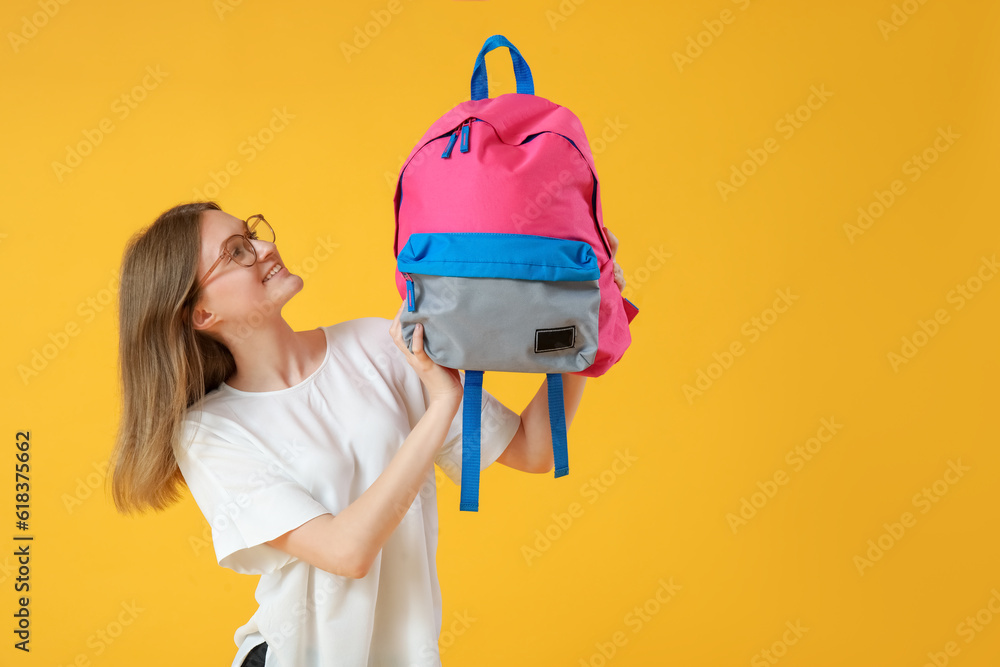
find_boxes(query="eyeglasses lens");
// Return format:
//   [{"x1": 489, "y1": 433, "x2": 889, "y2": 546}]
[
  {"x1": 227, "y1": 236, "x2": 256, "y2": 267},
  {"x1": 246, "y1": 215, "x2": 274, "y2": 244}
]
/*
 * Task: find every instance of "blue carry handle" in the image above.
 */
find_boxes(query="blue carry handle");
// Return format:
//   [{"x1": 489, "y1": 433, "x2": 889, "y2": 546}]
[{"x1": 470, "y1": 34, "x2": 534, "y2": 101}]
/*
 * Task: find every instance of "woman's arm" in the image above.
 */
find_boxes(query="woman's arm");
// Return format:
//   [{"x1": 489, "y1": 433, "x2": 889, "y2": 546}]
[
  {"x1": 266, "y1": 397, "x2": 461, "y2": 579},
  {"x1": 267, "y1": 306, "x2": 465, "y2": 579},
  {"x1": 499, "y1": 226, "x2": 624, "y2": 473},
  {"x1": 496, "y1": 373, "x2": 586, "y2": 474}
]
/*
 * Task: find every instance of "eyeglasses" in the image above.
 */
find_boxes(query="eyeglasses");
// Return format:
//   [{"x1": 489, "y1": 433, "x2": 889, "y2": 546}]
[{"x1": 197, "y1": 214, "x2": 275, "y2": 289}]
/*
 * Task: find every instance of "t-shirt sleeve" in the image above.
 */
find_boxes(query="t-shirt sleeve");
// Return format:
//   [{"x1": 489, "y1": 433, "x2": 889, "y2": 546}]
[
  {"x1": 429, "y1": 370, "x2": 522, "y2": 486},
  {"x1": 174, "y1": 411, "x2": 331, "y2": 575}
]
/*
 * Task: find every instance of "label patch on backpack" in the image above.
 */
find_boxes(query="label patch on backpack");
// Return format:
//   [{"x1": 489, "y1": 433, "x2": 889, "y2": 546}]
[{"x1": 534, "y1": 326, "x2": 576, "y2": 353}]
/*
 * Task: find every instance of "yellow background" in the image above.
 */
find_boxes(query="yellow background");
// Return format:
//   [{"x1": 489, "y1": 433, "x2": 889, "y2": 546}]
[{"x1": 2, "y1": 0, "x2": 999, "y2": 665}]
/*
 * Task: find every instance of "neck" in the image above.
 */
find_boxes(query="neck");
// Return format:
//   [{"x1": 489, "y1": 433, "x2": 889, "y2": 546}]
[{"x1": 219, "y1": 317, "x2": 324, "y2": 392}]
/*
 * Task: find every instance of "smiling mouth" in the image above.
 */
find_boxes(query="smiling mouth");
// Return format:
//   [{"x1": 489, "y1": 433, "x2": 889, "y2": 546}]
[{"x1": 262, "y1": 264, "x2": 282, "y2": 283}]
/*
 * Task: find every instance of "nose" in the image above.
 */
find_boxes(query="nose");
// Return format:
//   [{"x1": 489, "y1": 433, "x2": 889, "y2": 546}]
[{"x1": 251, "y1": 236, "x2": 276, "y2": 264}]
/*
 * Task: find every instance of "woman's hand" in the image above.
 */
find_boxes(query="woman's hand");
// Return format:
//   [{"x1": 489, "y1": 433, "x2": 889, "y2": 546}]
[
  {"x1": 389, "y1": 301, "x2": 464, "y2": 408},
  {"x1": 605, "y1": 226, "x2": 626, "y2": 292}
]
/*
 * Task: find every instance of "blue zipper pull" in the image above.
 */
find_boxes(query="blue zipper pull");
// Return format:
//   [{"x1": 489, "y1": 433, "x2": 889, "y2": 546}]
[
  {"x1": 441, "y1": 131, "x2": 459, "y2": 159},
  {"x1": 460, "y1": 120, "x2": 471, "y2": 153},
  {"x1": 403, "y1": 273, "x2": 415, "y2": 311}
]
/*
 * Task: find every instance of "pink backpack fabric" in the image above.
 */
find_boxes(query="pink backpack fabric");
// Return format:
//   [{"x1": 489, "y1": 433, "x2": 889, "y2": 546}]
[{"x1": 392, "y1": 35, "x2": 638, "y2": 379}]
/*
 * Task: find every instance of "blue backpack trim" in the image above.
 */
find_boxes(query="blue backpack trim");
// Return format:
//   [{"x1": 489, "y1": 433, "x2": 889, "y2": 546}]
[
  {"x1": 397, "y1": 233, "x2": 599, "y2": 282},
  {"x1": 395, "y1": 125, "x2": 611, "y2": 262},
  {"x1": 471, "y1": 35, "x2": 534, "y2": 100}
]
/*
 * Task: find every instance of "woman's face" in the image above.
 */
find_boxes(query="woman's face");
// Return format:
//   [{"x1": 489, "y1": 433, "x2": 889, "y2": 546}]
[{"x1": 191, "y1": 209, "x2": 303, "y2": 336}]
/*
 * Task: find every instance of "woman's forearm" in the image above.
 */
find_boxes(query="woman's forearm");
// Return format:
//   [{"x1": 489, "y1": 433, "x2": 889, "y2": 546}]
[
  {"x1": 335, "y1": 399, "x2": 459, "y2": 573},
  {"x1": 517, "y1": 373, "x2": 587, "y2": 471},
  {"x1": 560, "y1": 373, "x2": 587, "y2": 426}
]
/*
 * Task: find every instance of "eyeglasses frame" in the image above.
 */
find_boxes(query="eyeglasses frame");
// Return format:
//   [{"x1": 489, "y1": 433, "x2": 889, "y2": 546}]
[{"x1": 196, "y1": 214, "x2": 274, "y2": 290}]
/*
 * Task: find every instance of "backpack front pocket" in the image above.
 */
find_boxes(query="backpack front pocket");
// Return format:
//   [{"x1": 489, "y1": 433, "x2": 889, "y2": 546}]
[{"x1": 397, "y1": 232, "x2": 600, "y2": 373}]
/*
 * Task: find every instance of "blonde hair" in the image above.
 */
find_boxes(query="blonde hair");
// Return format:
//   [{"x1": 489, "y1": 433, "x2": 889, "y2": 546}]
[{"x1": 109, "y1": 201, "x2": 237, "y2": 514}]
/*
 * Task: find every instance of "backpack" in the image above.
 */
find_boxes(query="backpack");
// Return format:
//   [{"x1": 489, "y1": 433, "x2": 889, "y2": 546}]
[{"x1": 392, "y1": 34, "x2": 639, "y2": 511}]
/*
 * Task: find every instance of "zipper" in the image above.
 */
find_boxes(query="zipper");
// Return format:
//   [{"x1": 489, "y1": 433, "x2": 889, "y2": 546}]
[
  {"x1": 459, "y1": 119, "x2": 472, "y2": 153},
  {"x1": 517, "y1": 129, "x2": 612, "y2": 260},
  {"x1": 440, "y1": 132, "x2": 459, "y2": 159},
  {"x1": 394, "y1": 117, "x2": 610, "y2": 259},
  {"x1": 402, "y1": 272, "x2": 415, "y2": 311},
  {"x1": 441, "y1": 118, "x2": 476, "y2": 159}
]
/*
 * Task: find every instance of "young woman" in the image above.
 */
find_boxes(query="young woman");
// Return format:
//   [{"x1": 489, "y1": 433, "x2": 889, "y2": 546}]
[{"x1": 109, "y1": 201, "x2": 625, "y2": 667}]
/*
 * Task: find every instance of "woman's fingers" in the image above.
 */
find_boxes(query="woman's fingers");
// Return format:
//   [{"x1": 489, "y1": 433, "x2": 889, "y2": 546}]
[
  {"x1": 603, "y1": 227, "x2": 625, "y2": 291},
  {"x1": 412, "y1": 322, "x2": 424, "y2": 357},
  {"x1": 391, "y1": 300, "x2": 403, "y2": 329},
  {"x1": 389, "y1": 300, "x2": 429, "y2": 361},
  {"x1": 604, "y1": 226, "x2": 619, "y2": 259},
  {"x1": 389, "y1": 300, "x2": 407, "y2": 351},
  {"x1": 614, "y1": 262, "x2": 626, "y2": 291}
]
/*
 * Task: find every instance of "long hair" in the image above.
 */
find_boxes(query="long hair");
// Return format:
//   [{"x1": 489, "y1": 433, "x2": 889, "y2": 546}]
[{"x1": 109, "y1": 201, "x2": 237, "y2": 514}]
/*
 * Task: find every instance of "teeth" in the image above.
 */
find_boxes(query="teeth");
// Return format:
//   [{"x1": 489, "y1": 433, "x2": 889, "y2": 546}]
[{"x1": 263, "y1": 265, "x2": 281, "y2": 282}]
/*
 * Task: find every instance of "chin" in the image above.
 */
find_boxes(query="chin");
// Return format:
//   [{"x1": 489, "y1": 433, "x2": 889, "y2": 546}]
[{"x1": 275, "y1": 274, "x2": 305, "y2": 304}]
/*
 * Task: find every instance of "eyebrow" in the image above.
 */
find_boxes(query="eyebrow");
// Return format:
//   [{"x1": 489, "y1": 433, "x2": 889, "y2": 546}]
[
  {"x1": 218, "y1": 219, "x2": 248, "y2": 248},
  {"x1": 206, "y1": 221, "x2": 240, "y2": 266}
]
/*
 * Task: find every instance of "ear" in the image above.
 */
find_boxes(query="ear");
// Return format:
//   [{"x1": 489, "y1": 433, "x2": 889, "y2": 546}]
[{"x1": 191, "y1": 304, "x2": 217, "y2": 331}]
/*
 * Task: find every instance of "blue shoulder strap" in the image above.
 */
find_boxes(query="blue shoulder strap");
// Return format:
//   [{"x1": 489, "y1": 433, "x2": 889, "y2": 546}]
[
  {"x1": 459, "y1": 371, "x2": 569, "y2": 513},
  {"x1": 460, "y1": 370, "x2": 484, "y2": 512},
  {"x1": 470, "y1": 34, "x2": 534, "y2": 101},
  {"x1": 547, "y1": 373, "x2": 569, "y2": 477}
]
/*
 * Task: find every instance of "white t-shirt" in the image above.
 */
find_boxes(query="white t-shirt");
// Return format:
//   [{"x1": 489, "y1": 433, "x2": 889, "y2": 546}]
[{"x1": 173, "y1": 317, "x2": 522, "y2": 667}]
